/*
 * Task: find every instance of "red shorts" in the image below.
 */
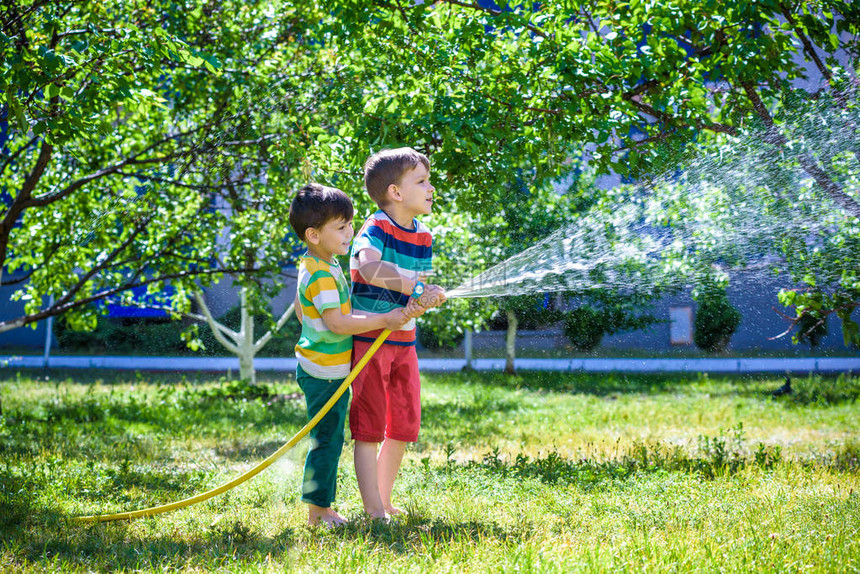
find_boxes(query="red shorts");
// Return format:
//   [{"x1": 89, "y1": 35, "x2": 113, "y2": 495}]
[{"x1": 349, "y1": 339, "x2": 421, "y2": 443}]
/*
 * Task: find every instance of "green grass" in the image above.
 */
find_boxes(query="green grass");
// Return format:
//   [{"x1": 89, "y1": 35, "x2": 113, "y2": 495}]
[{"x1": 1, "y1": 369, "x2": 858, "y2": 572}]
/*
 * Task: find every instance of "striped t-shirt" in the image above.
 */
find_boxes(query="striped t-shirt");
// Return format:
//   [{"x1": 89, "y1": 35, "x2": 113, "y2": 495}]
[
  {"x1": 295, "y1": 255, "x2": 352, "y2": 379},
  {"x1": 350, "y1": 210, "x2": 433, "y2": 346}
]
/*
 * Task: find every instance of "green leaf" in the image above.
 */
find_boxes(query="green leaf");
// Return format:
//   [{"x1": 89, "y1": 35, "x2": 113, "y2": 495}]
[{"x1": 10, "y1": 98, "x2": 27, "y2": 133}]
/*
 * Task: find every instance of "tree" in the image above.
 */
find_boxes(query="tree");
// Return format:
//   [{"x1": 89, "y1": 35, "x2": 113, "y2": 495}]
[
  {"x1": 324, "y1": 0, "x2": 860, "y2": 346},
  {"x1": 0, "y1": 1, "x2": 333, "y2": 339},
  {"x1": 6, "y1": 0, "x2": 858, "y2": 359}
]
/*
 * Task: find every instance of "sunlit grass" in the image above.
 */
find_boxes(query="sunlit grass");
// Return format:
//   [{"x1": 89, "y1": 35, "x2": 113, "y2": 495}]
[{"x1": 1, "y1": 369, "x2": 858, "y2": 572}]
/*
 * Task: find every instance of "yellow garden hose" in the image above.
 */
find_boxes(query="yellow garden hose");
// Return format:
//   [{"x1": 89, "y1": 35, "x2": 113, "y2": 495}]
[{"x1": 73, "y1": 329, "x2": 392, "y2": 523}]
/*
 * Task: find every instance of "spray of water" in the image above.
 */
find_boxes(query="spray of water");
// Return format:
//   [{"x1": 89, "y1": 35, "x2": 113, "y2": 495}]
[
  {"x1": 447, "y1": 94, "x2": 859, "y2": 300},
  {"x1": 446, "y1": 203, "x2": 672, "y2": 298}
]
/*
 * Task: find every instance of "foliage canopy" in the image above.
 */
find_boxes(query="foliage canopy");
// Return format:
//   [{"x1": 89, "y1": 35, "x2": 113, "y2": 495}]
[{"x1": 2, "y1": 0, "x2": 859, "y2": 347}]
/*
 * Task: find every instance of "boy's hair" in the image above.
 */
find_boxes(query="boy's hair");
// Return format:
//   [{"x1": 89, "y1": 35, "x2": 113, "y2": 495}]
[
  {"x1": 364, "y1": 147, "x2": 430, "y2": 206},
  {"x1": 289, "y1": 183, "x2": 354, "y2": 242}
]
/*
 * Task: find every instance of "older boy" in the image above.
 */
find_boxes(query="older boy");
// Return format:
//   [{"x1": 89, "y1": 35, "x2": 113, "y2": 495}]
[
  {"x1": 349, "y1": 148, "x2": 447, "y2": 519},
  {"x1": 288, "y1": 182, "x2": 421, "y2": 527}
]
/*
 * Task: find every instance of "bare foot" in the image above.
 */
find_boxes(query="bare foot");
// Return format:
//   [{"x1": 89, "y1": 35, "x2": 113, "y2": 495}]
[
  {"x1": 365, "y1": 509, "x2": 390, "y2": 523},
  {"x1": 383, "y1": 504, "x2": 407, "y2": 516},
  {"x1": 325, "y1": 508, "x2": 348, "y2": 526},
  {"x1": 307, "y1": 504, "x2": 347, "y2": 527}
]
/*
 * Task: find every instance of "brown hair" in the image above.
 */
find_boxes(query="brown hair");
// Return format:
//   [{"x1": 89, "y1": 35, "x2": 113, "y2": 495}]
[
  {"x1": 363, "y1": 147, "x2": 430, "y2": 205},
  {"x1": 288, "y1": 183, "x2": 354, "y2": 242}
]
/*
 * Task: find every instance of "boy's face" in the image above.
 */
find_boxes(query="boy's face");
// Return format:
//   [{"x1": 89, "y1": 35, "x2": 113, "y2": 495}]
[
  {"x1": 307, "y1": 217, "x2": 354, "y2": 258},
  {"x1": 392, "y1": 164, "x2": 434, "y2": 216}
]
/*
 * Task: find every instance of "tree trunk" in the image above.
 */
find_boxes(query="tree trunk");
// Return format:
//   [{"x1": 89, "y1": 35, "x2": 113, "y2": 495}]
[
  {"x1": 237, "y1": 286, "x2": 256, "y2": 384},
  {"x1": 238, "y1": 352, "x2": 256, "y2": 385},
  {"x1": 505, "y1": 309, "x2": 518, "y2": 375}
]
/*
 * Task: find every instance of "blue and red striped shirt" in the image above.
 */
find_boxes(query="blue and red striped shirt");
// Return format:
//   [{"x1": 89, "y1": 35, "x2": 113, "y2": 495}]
[{"x1": 350, "y1": 211, "x2": 433, "y2": 346}]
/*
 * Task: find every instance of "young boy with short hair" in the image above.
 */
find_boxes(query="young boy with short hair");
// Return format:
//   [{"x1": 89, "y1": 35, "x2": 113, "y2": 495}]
[
  {"x1": 288, "y1": 182, "x2": 421, "y2": 527},
  {"x1": 349, "y1": 147, "x2": 447, "y2": 519}
]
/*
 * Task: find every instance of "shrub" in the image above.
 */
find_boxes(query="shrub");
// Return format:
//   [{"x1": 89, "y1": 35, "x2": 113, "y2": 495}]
[
  {"x1": 56, "y1": 316, "x2": 190, "y2": 355},
  {"x1": 417, "y1": 307, "x2": 466, "y2": 351},
  {"x1": 787, "y1": 373, "x2": 860, "y2": 406},
  {"x1": 562, "y1": 305, "x2": 658, "y2": 352},
  {"x1": 562, "y1": 306, "x2": 605, "y2": 351},
  {"x1": 693, "y1": 284, "x2": 742, "y2": 352},
  {"x1": 417, "y1": 325, "x2": 465, "y2": 351}
]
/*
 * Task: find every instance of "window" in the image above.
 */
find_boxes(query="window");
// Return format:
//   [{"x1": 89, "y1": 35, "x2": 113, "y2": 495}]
[{"x1": 669, "y1": 306, "x2": 693, "y2": 345}]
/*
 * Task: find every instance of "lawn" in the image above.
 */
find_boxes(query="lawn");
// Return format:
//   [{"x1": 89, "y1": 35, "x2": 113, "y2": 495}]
[{"x1": 1, "y1": 369, "x2": 858, "y2": 572}]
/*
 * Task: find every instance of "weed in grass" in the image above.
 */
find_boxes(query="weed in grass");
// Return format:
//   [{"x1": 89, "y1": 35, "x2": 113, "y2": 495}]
[
  {"x1": 784, "y1": 372, "x2": 860, "y2": 406},
  {"x1": 831, "y1": 440, "x2": 860, "y2": 472},
  {"x1": 754, "y1": 442, "x2": 783, "y2": 470},
  {"x1": 458, "y1": 428, "x2": 795, "y2": 490}
]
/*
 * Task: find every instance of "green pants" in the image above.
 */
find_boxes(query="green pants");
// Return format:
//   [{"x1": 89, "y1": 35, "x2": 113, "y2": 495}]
[{"x1": 296, "y1": 364, "x2": 350, "y2": 508}]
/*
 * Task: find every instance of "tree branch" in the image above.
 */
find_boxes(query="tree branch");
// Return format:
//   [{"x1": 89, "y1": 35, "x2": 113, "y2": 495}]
[
  {"x1": 0, "y1": 265, "x2": 263, "y2": 334},
  {"x1": 253, "y1": 302, "x2": 295, "y2": 353},
  {"x1": 741, "y1": 81, "x2": 860, "y2": 218},
  {"x1": 18, "y1": 139, "x2": 52, "y2": 199},
  {"x1": 54, "y1": 27, "x2": 119, "y2": 40},
  {"x1": 51, "y1": 216, "x2": 156, "y2": 310},
  {"x1": 25, "y1": 150, "x2": 188, "y2": 208},
  {"x1": 612, "y1": 130, "x2": 677, "y2": 154},
  {"x1": 115, "y1": 170, "x2": 253, "y2": 192},
  {"x1": 0, "y1": 240, "x2": 63, "y2": 286},
  {"x1": 0, "y1": 140, "x2": 52, "y2": 276},
  {"x1": 779, "y1": 4, "x2": 832, "y2": 83},
  {"x1": 193, "y1": 291, "x2": 241, "y2": 354},
  {"x1": 0, "y1": 135, "x2": 39, "y2": 174},
  {"x1": 622, "y1": 94, "x2": 739, "y2": 136}
]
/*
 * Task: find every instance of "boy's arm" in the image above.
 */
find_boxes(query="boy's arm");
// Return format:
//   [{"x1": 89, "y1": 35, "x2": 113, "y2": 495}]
[
  {"x1": 356, "y1": 249, "x2": 417, "y2": 295},
  {"x1": 294, "y1": 293, "x2": 303, "y2": 325},
  {"x1": 321, "y1": 307, "x2": 410, "y2": 335},
  {"x1": 356, "y1": 249, "x2": 446, "y2": 308}
]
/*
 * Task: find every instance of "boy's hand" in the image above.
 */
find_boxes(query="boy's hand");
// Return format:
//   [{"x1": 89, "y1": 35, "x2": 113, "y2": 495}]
[
  {"x1": 418, "y1": 285, "x2": 447, "y2": 308},
  {"x1": 383, "y1": 309, "x2": 412, "y2": 331},
  {"x1": 403, "y1": 298, "x2": 426, "y2": 319}
]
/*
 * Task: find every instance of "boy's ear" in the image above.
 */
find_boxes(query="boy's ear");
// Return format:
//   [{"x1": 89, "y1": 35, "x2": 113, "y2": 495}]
[
  {"x1": 387, "y1": 183, "x2": 403, "y2": 203},
  {"x1": 305, "y1": 227, "x2": 320, "y2": 245}
]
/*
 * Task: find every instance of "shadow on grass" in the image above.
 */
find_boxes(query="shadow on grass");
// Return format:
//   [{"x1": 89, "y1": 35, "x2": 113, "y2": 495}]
[
  {"x1": 213, "y1": 438, "x2": 300, "y2": 461},
  {"x1": 430, "y1": 370, "x2": 860, "y2": 406},
  {"x1": 320, "y1": 512, "x2": 531, "y2": 552},
  {"x1": 691, "y1": 373, "x2": 860, "y2": 406},
  {"x1": 421, "y1": 394, "x2": 521, "y2": 431},
  {"x1": 0, "y1": 368, "x2": 298, "y2": 386},
  {"x1": 5, "y1": 517, "x2": 299, "y2": 571},
  {"x1": 442, "y1": 432, "x2": 857, "y2": 492},
  {"x1": 1, "y1": 462, "x2": 217, "y2": 532},
  {"x1": 4, "y1": 510, "x2": 531, "y2": 570},
  {"x1": 2, "y1": 384, "x2": 308, "y2": 461}
]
